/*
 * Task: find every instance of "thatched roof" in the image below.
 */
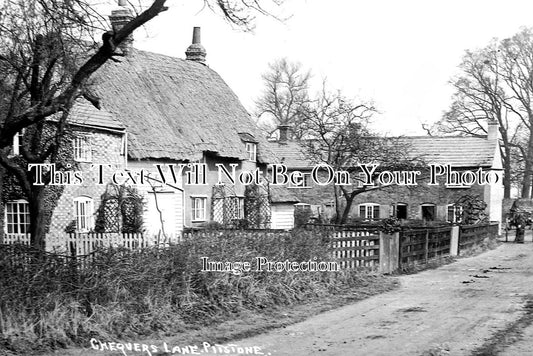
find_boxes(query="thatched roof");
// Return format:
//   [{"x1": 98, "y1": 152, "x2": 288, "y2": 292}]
[{"x1": 90, "y1": 48, "x2": 273, "y2": 163}]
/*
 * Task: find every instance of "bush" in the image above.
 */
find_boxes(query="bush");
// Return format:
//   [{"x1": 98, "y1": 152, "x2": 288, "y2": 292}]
[{"x1": 0, "y1": 228, "x2": 376, "y2": 353}]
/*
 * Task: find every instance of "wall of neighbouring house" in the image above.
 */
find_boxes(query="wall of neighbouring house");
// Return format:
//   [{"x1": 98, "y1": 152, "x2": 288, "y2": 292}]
[
  {"x1": 350, "y1": 172, "x2": 500, "y2": 222},
  {"x1": 184, "y1": 154, "x2": 260, "y2": 228},
  {"x1": 281, "y1": 167, "x2": 503, "y2": 224},
  {"x1": 483, "y1": 174, "x2": 504, "y2": 224},
  {"x1": 280, "y1": 168, "x2": 335, "y2": 221},
  {"x1": 47, "y1": 128, "x2": 125, "y2": 245}
]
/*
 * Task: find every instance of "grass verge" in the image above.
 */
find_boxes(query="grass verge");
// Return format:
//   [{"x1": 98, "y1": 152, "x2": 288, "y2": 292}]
[{"x1": 0, "y1": 228, "x2": 398, "y2": 355}]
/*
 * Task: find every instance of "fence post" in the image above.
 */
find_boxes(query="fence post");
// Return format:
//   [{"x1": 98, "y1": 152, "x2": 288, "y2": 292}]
[
  {"x1": 424, "y1": 229, "x2": 429, "y2": 262},
  {"x1": 379, "y1": 232, "x2": 399, "y2": 274},
  {"x1": 450, "y1": 226, "x2": 460, "y2": 256},
  {"x1": 390, "y1": 232, "x2": 399, "y2": 272}
]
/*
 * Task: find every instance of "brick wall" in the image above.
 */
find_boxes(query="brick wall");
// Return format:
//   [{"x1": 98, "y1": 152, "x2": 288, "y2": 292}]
[
  {"x1": 283, "y1": 168, "x2": 490, "y2": 222},
  {"x1": 47, "y1": 127, "x2": 125, "y2": 241},
  {"x1": 349, "y1": 180, "x2": 485, "y2": 221}
]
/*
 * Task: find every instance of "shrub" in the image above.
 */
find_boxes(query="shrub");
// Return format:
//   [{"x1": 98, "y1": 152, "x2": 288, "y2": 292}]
[{"x1": 0, "y1": 229, "x2": 377, "y2": 353}]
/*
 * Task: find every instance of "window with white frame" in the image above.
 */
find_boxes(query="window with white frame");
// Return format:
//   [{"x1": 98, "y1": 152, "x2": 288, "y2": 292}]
[
  {"x1": 191, "y1": 196, "x2": 207, "y2": 221},
  {"x1": 359, "y1": 203, "x2": 380, "y2": 220},
  {"x1": 447, "y1": 204, "x2": 464, "y2": 223},
  {"x1": 288, "y1": 172, "x2": 312, "y2": 188},
  {"x1": 73, "y1": 135, "x2": 92, "y2": 162},
  {"x1": 4, "y1": 200, "x2": 30, "y2": 234},
  {"x1": 11, "y1": 130, "x2": 24, "y2": 156},
  {"x1": 245, "y1": 142, "x2": 257, "y2": 162},
  {"x1": 74, "y1": 197, "x2": 94, "y2": 232}
]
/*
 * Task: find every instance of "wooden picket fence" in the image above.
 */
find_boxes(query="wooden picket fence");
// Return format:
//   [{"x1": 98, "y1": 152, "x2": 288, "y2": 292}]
[
  {"x1": 331, "y1": 229, "x2": 380, "y2": 269},
  {"x1": 1, "y1": 222, "x2": 499, "y2": 272},
  {"x1": 1, "y1": 233, "x2": 31, "y2": 245},
  {"x1": 0, "y1": 232, "x2": 181, "y2": 257}
]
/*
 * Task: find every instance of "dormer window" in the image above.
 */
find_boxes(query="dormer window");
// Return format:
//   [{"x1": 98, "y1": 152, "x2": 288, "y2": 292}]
[
  {"x1": 246, "y1": 142, "x2": 257, "y2": 162},
  {"x1": 239, "y1": 132, "x2": 258, "y2": 163}
]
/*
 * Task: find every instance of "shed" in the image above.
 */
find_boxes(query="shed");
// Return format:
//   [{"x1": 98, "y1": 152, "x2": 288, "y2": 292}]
[{"x1": 269, "y1": 186, "x2": 300, "y2": 230}]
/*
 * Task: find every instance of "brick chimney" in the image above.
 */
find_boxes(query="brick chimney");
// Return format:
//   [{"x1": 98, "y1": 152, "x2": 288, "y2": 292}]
[
  {"x1": 185, "y1": 27, "x2": 206, "y2": 63},
  {"x1": 278, "y1": 124, "x2": 290, "y2": 143},
  {"x1": 487, "y1": 119, "x2": 499, "y2": 141},
  {"x1": 109, "y1": 0, "x2": 134, "y2": 55}
]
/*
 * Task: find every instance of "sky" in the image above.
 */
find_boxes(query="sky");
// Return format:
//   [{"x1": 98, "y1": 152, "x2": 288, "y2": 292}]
[{"x1": 125, "y1": 0, "x2": 533, "y2": 136}]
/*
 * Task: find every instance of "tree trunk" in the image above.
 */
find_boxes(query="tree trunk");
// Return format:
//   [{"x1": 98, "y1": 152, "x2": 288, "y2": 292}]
[
  {"x1": 29, "y1": 186, "x2": 47, "y2": 250},
  {"x1": 521, "y1": 135, "x2": 533, "y2": 198},
  {"x1": 503, "y1": 144, "x2": 512, "y2": 199},
  {"x1": 0, "y1": 166, "x2": 4, "y2": 237},
  {"x1": 333, "y1": 186, "x2": 342, "y2": 224},
  {"x1": 339, "y1": 194, "x2": 355, "y2": 225}
]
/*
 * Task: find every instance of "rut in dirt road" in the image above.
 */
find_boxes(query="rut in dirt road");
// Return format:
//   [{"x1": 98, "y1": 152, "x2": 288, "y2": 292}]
[{"x1": 227, "y1": 243, "x2": 533, "y2": 356}]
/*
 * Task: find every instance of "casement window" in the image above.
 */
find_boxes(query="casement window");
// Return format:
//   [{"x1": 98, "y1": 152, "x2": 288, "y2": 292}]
[
  {"x1": 74, "y1": 197, "x2": 94, "y2": 232},
  {"x1": 359, "y1": 203, "x2": 380, "y2": 220},
  {"x1": 288, "y1": 172, "x2": 312, "y2": 188},
  {"x1": 245, "y1": 142, "x2": 257, "y2": 162},
  {"x1": 11, "y1": 130, "x2": 24, "y2": 156},
  {"x1": 191, "y1": 196, "x2": 207, "y2": 221},
  {"x1": 447, "y1": 204, "x2": 464, "y2": 223},
  {"x1": 4, "y1": 200, "x2": 30, "y2": 234},
  {"x1": 73, "y1": 135, "x2": 92, "y2": 162}
]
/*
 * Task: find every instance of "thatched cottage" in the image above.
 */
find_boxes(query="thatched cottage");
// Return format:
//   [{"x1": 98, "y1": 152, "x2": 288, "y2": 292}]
[
  {"x1": 3, "y1": 5, "x2": 281, "y2": 243},
  {"x1": 86, "y1": 10, "x2": 275, "y2": 236}
]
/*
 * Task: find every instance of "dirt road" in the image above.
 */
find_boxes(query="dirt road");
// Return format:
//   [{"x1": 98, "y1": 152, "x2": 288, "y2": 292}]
[{"x1": 229, "y1": 241, "x2": 533, "y2": 356}]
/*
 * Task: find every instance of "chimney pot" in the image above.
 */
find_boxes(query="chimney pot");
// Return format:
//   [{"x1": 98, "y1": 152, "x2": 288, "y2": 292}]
[
  {"x1": 186, "y1": 27, "x2": 207, "y2": 63},
  {"x1": 487, "y1": 120, "x2": 499, "y2": 141},
  {"x1": 278, "y1": 125, "x2": 290, "y2": 143},
  {"x1": 192, "y1": 27, "x2": 201, "y2": 44}
]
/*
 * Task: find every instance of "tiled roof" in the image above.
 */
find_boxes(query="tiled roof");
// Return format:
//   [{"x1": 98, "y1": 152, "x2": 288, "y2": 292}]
[
  {"x1": 267, "y1": 141, "x2": 316, "y2": 169},
  {"x1": 68, "y1": 99, "x2": 125, "y2": 131},
  {"x1": 400, "y1": 136, "x2": 497, "y2": 167},
  {"x1": 91, "y1": 48, "x2": 273, "y2": 163},
  {"x1": 269, "y1": 136, "x2": 498, "y2": 169}
]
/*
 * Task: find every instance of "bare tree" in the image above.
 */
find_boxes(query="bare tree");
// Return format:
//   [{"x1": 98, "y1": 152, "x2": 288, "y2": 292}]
[
  {"x1": 255, "y1": 58, "x2": 311, "y2": 140},
  {"x1": 0, "y1": 0, "x2": 284, "y2": 249},
  {"x1": 301, "y1": 86, "x2": 417, "y2": 224},
  {"x1": 426, "y1": 28, "x2": 533, "y2": 198},
  {"x1": 424, "y1": 46, "x2": 519, "y2": 198},
  {"x1": 498, "y1": 28, "x2": 533, "y2": 198}
]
